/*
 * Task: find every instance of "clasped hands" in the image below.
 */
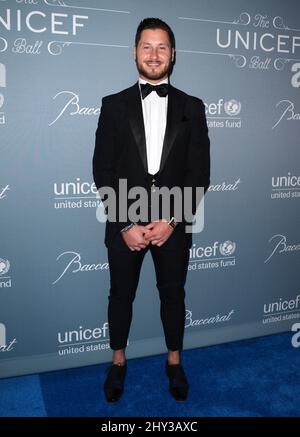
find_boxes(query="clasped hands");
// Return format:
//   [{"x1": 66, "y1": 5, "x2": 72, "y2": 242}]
[{"x1": 122, "y1": 220, "x2": 173, "y2": 251}]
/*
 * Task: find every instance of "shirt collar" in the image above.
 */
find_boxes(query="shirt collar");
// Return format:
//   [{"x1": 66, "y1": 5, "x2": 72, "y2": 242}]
[{"x1": 139, "y1": 77, "x2": 169, "y2": 86}]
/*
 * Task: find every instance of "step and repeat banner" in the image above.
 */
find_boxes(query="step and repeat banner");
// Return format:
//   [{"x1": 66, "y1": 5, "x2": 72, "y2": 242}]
[{"x1": 0, "y1": 0, "x2": 299, "y2": 378}]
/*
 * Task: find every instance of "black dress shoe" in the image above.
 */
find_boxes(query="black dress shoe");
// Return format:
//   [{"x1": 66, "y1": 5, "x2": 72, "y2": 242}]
[
  {"x1": 104, "y1": 364, "x2": 127, "y2": 402},
  {"x1": 166, "y1": 362, "x2": 189, "y2": 401}
]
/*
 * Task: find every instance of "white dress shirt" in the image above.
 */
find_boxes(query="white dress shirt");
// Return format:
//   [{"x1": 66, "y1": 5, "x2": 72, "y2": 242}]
[{"x1": 139, "y1": 77, "x2": 168, "y2": 175}]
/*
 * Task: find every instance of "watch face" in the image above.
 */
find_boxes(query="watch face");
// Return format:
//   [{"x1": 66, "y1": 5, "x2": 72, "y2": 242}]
[{"x1": 168, "y1": 218, "x2": 176, "y2": 228}]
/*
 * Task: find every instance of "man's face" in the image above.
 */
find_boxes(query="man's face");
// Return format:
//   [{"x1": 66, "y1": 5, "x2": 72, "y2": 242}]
[{"x1": 135, "y1": 29, "x2": 174, "y2": 83}]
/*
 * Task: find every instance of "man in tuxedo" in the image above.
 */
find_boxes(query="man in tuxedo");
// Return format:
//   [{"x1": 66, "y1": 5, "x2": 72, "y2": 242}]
[{"x1": 93, "y1": 18, "x2": 210, "y2": 402}]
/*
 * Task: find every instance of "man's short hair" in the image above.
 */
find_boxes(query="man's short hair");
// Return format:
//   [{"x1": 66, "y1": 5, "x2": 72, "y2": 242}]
[{"x1": 135, "y1": 18, "x2": 175, "y2": 49}]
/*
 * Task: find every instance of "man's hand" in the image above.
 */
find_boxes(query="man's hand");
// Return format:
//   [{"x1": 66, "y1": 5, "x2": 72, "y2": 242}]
[
  {"x1": 121, "y1": 225, "x2": 150, "y2": 251},
  {"x1": 144, "y1": 220, "x2": 174, "y2": 247}
]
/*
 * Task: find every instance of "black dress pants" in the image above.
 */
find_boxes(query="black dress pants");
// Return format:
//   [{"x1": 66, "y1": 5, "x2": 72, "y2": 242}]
[{"x1": 107, "y1": 242, "x2": 190, "y2": 351}]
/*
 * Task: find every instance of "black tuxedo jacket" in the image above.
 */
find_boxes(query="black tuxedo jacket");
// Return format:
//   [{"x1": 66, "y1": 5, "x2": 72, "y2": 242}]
[{"x1": 93, "y1": 82, "x2": 210, "y2": 250}]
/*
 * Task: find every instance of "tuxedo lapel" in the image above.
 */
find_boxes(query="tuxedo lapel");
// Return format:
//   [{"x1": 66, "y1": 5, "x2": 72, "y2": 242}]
[
  {"x1": 125, "y1": 83, "x2": 185, "y2": 175},
  {"x1": 158, "y1": 85, "x2": 185, "y2": 174},
  {"x1": 126, "y1": 83, "x2": 148, "y2": 174}
]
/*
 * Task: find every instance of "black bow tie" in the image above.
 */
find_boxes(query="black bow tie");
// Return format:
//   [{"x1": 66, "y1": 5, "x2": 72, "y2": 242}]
[{"x1": 140, "y1": 82, "x2": 169, "y2": 99}]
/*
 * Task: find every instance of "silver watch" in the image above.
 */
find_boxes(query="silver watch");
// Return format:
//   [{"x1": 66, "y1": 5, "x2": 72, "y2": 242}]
[{"x1": 167, "y1": 217, "x2": 177, "y2": 229}]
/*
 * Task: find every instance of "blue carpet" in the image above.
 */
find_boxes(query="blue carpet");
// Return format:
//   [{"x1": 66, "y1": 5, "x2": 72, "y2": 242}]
[
  {"x1": 0, "y1": 374, "x2": 46, "y2": 417},
  {"x1": 1, "y1": 332, "x2": 299, "y2": 417}
]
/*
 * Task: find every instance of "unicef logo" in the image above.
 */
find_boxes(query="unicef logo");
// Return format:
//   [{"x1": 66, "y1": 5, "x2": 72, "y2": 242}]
[
  {"x1": 224, "y1": 100, "x2": 241, "y2": 116},
  {"x1": 219, "y1": 241, "x2": 236, "y2": 256},
  {"x1": 0, "y1": 258, "x2": 10, "y2": 276}
]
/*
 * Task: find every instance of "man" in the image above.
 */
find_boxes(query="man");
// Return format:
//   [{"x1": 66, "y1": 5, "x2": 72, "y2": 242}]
[{"x1": 93, "y1": 18, "x2": 210, "y2": 402}]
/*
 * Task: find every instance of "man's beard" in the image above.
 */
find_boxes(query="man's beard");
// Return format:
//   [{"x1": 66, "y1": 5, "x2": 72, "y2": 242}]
[{"x1": 136, "y1": 59, "x2": 172, "y2": 81}]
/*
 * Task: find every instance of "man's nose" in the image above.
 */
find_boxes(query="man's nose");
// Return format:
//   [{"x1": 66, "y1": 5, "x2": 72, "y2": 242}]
[{"x1": 149, "y1": 47, "x2": 159, "y2": 58}]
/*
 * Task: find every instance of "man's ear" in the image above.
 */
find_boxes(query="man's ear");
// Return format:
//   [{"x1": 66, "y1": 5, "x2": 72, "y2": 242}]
[
  {"x1": 133, "y1": 46, "x2": 137, "y2": 61},
  {"x1": 171, "y1": 48, "x2": 175, "y2": 63}
]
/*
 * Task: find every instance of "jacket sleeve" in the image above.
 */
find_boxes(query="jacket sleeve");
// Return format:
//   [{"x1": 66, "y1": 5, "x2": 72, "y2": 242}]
[
  {"x1": 93, "y1": 97, "x2": 117, "y2": 192},
  {"x1": 93, "y1": 97, "x2": 132, "y2": 232},
  {"x1": 183, "y1": 98, "x2": 210, "y2": 218}
]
